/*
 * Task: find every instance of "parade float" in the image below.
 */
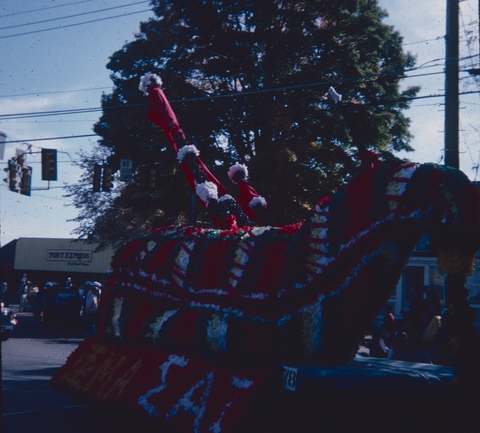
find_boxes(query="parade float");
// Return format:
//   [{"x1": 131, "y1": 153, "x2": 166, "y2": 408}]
[{"x1": 50, "y1": 75, "x2": 480, "y2": 432}]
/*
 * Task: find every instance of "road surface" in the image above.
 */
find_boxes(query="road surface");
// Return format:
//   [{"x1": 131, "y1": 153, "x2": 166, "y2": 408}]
[{"x1": 2, "y1": 310, "x2": 156, "y2": 433}]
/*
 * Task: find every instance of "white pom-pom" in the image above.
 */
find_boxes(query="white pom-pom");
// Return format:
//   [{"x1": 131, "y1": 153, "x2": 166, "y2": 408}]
[
  {"x1": 228, "y1": 162, "x2": 249, "y2": 183},
  {"x1": 139, "y1": 72, "x2": 163, "y2": 95},
  {"x1": 249, "y1": 196, "x2": 267, "y2": 209},
  {"x1": 177, "y1": 145, "x2": 200, "y2": 163},
  {"x1": 218, "y1": 194, "x2": 234, "y2": 202},
  {"x1": 328, "y1": 87, "x2": 342, "y2": 104},
  {"x1": 196, "y1": 181, "x2": 218, "y2": 203}
]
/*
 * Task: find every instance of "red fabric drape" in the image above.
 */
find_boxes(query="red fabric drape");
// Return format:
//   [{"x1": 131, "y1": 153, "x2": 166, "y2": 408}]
[
  {"x1": 237, "y1": 180, "x2": 265, "y2": 220},
  {"x1": 146, "y1": 85, "x2": 227, "y2": 200},
  {"x1": 147, "y1": 86, "x2": 186, "y2": 141}
]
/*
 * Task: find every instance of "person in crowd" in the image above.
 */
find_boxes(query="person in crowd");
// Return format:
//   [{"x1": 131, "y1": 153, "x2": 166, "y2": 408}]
[
  {"x1": 404, "y1": 334, "x2": 433, "y2": 363},
  {"x1": 402, "y1": 285, "x2": 427, "y2": 338},
  {"x1": 421, "y1": 289, "x2": 443, "y2": 347},
  {"x1": 83, "y1": 282, "x2": 101, "y2": 336},
  {"x1": 77, "y1": 282, "x2": 87, "y2": 319},
  {"x1": 18, "y1": 279, "x2": 31, "y2": 312},
  {"x1": 379, "y1": 304, "x2": 395, "y2": 347},
  {"x1": 57, "y1": 282, "x2": 80, "y2": 337},
  {"x1": 64, "y1": 277, "x2": 74, "y2": 292},
  {"x1": 430, "y1": 309, "x2": 455, "y2": 366},
  {"x1": 369, "y1": 331, "x2": 389, "y2": 358},
  {"x1": 25, "y1": 283, "x2": 39, "y2": 312},
  {"x1": 32, "y1": 287, "x2": 44, "y2": 325},
  {"x1": 389, "y1": 331, "x2": 409, "y2": 361},
  {"x1": 42, "y1": 283, "x2": 58, "y2": 331},
  {"x1": 1, "y1": 282, "x2": 8, "y2": 306},
  {"x1": 390, "y1": 331, "x2": 432, "y2": 364}
]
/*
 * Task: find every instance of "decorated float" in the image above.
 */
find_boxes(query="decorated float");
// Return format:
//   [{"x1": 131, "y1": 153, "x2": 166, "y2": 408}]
[{"x1": 50, "y1": 75, "x2": 480, "y2": 432}]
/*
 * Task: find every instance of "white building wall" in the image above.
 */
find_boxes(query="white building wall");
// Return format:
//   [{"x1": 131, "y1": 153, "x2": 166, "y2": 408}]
[{"x1": 14, "y1": 238, "x2": 115, "y2": 274}]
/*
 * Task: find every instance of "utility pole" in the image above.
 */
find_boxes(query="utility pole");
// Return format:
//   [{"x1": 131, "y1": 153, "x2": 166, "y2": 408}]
[{"x1": 444, "y1": 0, "x2": 459, "y2": 169}]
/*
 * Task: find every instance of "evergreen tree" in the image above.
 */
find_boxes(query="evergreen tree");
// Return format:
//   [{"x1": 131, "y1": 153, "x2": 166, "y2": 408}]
[{"x1": 68, "y1": 0, "x2": 419, "y2": 250}]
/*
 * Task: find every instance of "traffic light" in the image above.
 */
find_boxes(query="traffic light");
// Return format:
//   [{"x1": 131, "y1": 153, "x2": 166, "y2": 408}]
[
  {"x1": 16, "y1": 152, "x2": 26, "y2": 167},
  {"x1": 20, "y1": 166, "x2": 32, "y2": 196},
  {"x1": 148, "y1": 168, "x2": 157, "y2": 190},
  {"x1": 101, "y1": 166, "x2": 114, "y2": 192},
  {"x1": 133, "y1": 167, "x2": 159, "y2": 190},
  {"x1": 41, "y1": 149, "x2": 58, "y2": 181},
  {"x1": 3, "y1": 159, "x2": 20, "y2": 192},
  {"x1": 134, "y1": 167, "x2": 147, "y2": 190},
  {"x1": 93, "y1": 164, "x2": 101, "y2": 192}
]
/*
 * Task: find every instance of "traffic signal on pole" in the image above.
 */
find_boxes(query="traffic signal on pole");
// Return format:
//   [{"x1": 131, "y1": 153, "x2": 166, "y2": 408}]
[
  {"x1": 3, "y1": 159, "x2": 20, "y2": 192},
  {"x1": 133, "y1": 167, "x2": 159, "y2": 190},
  {"x1": 41, "y1": 148, "x2": 58, "y2": 181},
  {"x1": 93, "y1": 164, "x2": 101, "y2": 192},
  {"x1": 101, "y1": 166, "x2": 113, "y2": 192},
  {"x1": 16, "y1": 152, "x2": 26, "y2": 167},
  {"x1": 148, "y1": 168, "x2": 157, "y2": 190},
  {"x1": 20, "y1": 166, "x2": 32, "y2": 196},
  {"x1": 134, "y1": 167, "x2": 147, "y2": 190}
]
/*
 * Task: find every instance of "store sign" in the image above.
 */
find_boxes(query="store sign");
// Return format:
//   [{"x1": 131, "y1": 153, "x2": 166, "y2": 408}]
[
  {"x1": 47, "y1": 250, "x2": 93, "y2": 263},
  {"x1": 119, "y1": 159, "x2": 133, "y2": 182}
]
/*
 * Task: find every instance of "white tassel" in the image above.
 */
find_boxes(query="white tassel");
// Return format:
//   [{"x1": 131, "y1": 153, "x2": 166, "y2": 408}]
[
  {"x1": 196, "y1": 181, "x2": 218, "y2": 203},
  {"x1": 328, "y1": 87, "x2": 342, "y2": 104},
  {"x1": 177, "y1": 145, "x2": 200, "y2": 163},
  {"x1": 228, "y1": 162, "x2": 249, "y2": 183},
  {"x1": 139, "y1": 72, "x2": 163, "y2": 96},
  {"x1": 249, "y1": 196, "x2": 267, "y2": 209},
  {"x1": 218, "y1": 194, "x2": 234, "y2": 202}
]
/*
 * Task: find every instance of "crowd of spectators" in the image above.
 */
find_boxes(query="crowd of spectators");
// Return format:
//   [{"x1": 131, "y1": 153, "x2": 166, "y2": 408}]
[
  {"x1": 368, "y1": 286, "x2": 459, "y2": 366},
  {"x1": 3, "y1": 275, "x2": 102, "y2": 338}
]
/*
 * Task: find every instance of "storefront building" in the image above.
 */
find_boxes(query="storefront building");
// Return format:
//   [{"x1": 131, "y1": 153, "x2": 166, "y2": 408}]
[{"x1": 1, "y1": 238, "x2": 115, "y2": 303}]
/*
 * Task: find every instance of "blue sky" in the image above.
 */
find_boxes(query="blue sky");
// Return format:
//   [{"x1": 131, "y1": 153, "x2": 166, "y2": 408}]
[{"x1": 0, "y1": 0, "x2": 479, "y2": 246}]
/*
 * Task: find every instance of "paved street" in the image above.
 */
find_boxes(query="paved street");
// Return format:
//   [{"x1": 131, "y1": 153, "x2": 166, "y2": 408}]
[
  {"x1": 3, "y1": 308, "x2": 479, "y2": 433},
  {"x1": 2, "y1": 309, "x2": 155, "y2": 433}
]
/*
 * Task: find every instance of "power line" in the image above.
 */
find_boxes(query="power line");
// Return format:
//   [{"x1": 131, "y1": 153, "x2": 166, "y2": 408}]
[
  {"x1": 0, "y1": 107, "x2": 106, "y2": 120},
  {"x1": 0, "y1": 9, "x2": 151, "y2": 39},
  {"x1": 0, "y1": 73, "x2": 441, "y2": 101},
  {"x1": 459, "y1": 6, "x2": 480, "y2": 93},
  {"x1": 403, "y1": 36, "x2": 444, "y2": 46},
  {"x1": 3, "y1": 134, "x2": 98, "y2": 144},
  {"x1": 0, "y1": 87, "x2": 111, "y2": 99},
  {"x1": 0, "y1": 1, "x2": 150, "y2": 31},
  {"x1": 2, "y1": 90, "x2": 479, "y2": 144},
  {"x1": 1, "y1": 73, "x2": 479, "y2": 122},
  {"x1": 403, "y1": 34, "x2": 480, "y2": 47},
  {"x1": 0, "y1": 70, "x2": 449, "y2": 118},
  {"x1": 2, "y1": 54, "x2": 478, "y2": 100},
  {"x1": 3, "y1": 119, "x2": 99, "y2": 123},
  {"x1": 0, "y1": 55, "x2": 478, "y2": 123},
  {"x1": 0, "y1": 0, "x2": 94, "y2": 18}
]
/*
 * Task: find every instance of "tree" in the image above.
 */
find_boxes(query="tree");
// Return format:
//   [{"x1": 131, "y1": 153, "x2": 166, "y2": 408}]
[{"x1": 68, "y1": 0, "x2": 419, "y2": 250}]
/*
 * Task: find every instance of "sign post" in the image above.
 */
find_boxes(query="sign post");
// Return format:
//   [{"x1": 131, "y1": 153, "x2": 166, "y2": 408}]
[{"x1": 119, "y1": 159, "x2": 133, "y2": 182}]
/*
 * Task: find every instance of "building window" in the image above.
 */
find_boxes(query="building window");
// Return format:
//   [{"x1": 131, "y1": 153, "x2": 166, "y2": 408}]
[
  {"x1": 428, "y1": 265, "x2": 445, "y2": 305},
  {"x1": 403, "y1": 266, "x2": 425, "y2": 305}
]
